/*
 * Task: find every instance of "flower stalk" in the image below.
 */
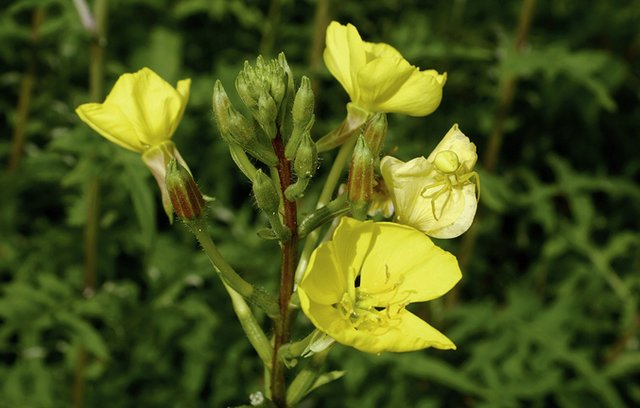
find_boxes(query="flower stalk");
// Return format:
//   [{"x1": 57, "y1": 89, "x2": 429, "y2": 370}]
[{"x1": 270, "y1": 128, "x2": 298, "y2": 408}]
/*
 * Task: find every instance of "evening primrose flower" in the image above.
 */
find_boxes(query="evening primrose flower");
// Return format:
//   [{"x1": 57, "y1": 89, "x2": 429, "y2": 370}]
[
  {"x1": 75, "y1": 67, "x2": 192, "y2": 220},
  {"x1": 298, "y1": 217, "x2": 461, "y2": 353},
  {"x1": 323, "y1": 21, "x2": 446, "y2": 117},
  {"x1": 381, "y1": 124, "x2": 478, "y2": 239}
]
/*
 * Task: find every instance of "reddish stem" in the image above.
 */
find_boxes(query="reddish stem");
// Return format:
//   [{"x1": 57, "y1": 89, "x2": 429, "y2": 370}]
[{"x1": 270, "y1": 131, "x2": 298, "y2": 408}]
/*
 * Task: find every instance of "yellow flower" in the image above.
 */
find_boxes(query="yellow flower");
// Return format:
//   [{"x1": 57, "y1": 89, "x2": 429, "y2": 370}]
[
  {"x1": 323, "y1": 21, "x2": 446, "y2": 116},
  {"x1": 75, "y1": 67, "x2": 191, "y2": 152},
  {"x1": 380, "y1": 124, "x2": 479, "y2": 239},
  {"x1": 75, "y1": 68, "x2": 192, "y2": 221},
  {"x1": 298, "y1": 217, "x2": 461, "y2": 354}
]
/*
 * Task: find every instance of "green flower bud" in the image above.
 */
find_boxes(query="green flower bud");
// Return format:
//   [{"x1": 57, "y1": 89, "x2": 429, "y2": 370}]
[
  {"x1": 257, "y1": 89, "x2": 278, "y2": 140},
  {"x1": 362, "y1": 113, "x2": 387, "y2": 157},
  {"x1": 294, "y1": 132, "x2": 318, "y2": 179},
  {"x1": 277, "y1": 52, "x2": 295, "y2": 125},
  {"x1": 347, "y1": 135, "x2": 375, "y2": 219},
  {"x1": 212, "y1": 80, "x2": 232, "y2": 135},
  {"x1": 253, "y1": 170, "x2": 291, "y2": 241},
  {"x1": 165, "y1": 159, "x2": 205, "y2": 220},
  {"x1": 269, "y1": 62, "x2": 287, "y2": 111},
  {"x1": 292, "y1": 76, "x2": 314, "y2": 128},
  {"x1": 253, "y1": 169, "x2": 280, "y2": 215},
  {"x1": 285, "y1": 132, "x2": 318, "y2": 201},
  {"x1": 213, "y1": 81, "x2": 278, "y2": 167},
  {"x1": 285, "y1": 76, "x2": 315, "y2": 160},
  {"x1": 235, "y1": 69, "x2": 258, "y2": 112}
]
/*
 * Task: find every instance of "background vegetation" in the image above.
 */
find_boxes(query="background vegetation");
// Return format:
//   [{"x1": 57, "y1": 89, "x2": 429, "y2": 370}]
[{"x1": 1, "y1": 0, "x2": 639, "y2": 407}]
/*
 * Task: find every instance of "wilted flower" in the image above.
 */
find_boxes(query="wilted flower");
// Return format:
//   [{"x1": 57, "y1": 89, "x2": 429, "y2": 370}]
[
  {"x1": 381, "y1": 124, "x2": 479, "y2": 239},
  {"x1": 75, "y1": 67, "x2": 192, "y2": 220},
  {"x1": 298, "y1": 217, "x2": 461, "y2": 353},
  {"x1": 323, "y1": 21, "x2": 446, "y2": 117}
]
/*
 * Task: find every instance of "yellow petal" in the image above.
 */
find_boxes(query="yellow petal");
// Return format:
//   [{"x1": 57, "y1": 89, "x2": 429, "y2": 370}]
[
  {"x1": 427, "y1": 183, "x2": 478, "y2": 239},
  {"x1": 373, "y1": 310, "x2": 456, "y2": 352},
  {"x1": 360, "y1": 222, "x2": 461, "y2": 304},
  {"x1": 76, "y1": 67, "x2": 191, "y2": 153},
  {"x1": 329, "y1": 217, "x2": 376, "y2": 280},
  {"x1": 75, "y1": 102, "x2": 145, "y2": 152},
  {"x1": 356, "y1": 57, "x2": 415, "y2": 112},
  {"x1": 323, "y1": 22, "x2": 366, "y2": 102},
  {"x1": 172, "y1": 78, "x2": 192, "y2": 136},
  {"x1": 363, "y1": 41, "x2": 404, "y2": 62},
  {"x1": 107, "y1": 67, "x2": 187, "y2": 146},
  {"x1": 374, "y1": 69, "x2": 446, "y2": 116},
  {"x1": 381, "y1": 125, "x2": 478, "y2": 238},
  {"x1": 307, "y1": 301, "x2": 456, "y2": 353},
  {"x1": 298, "y1": 242, "x2": 347, "y2": 306}
]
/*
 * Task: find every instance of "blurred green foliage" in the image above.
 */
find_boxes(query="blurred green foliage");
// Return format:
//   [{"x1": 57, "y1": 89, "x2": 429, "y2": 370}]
[{"x1": 1, "y1": 0, "x2": 639, "y2": 407}]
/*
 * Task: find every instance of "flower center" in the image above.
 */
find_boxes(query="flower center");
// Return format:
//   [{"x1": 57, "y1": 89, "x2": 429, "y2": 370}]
[{"x1": 333, "y1": 269, "x2": 410, "y2": 335}]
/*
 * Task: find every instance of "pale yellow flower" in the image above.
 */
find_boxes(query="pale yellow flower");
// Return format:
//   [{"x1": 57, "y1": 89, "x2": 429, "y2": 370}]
[
  {"x1": 323, "y1": 21, "x2": 446, "y2": 116},
  {"x1": 76, "y1": 67, "x2": 191, "y2": 152},
  {"x1": 381, "y1": 124, "x2": 478, "y2": 239},
  {"x1": 298, "y1": 217, "x2": 461, "y2": 354},
  {"x1": 75, "y1": 68, "x2": 192, "y2": 220}
]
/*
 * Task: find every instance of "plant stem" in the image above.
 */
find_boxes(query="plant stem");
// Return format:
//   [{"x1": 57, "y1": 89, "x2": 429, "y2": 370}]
[
  {"x1": 72, "y1": 1, "x2": 108, "y2": 407},
  {"x1": 7, "y1": 7, "x2": 43, "y2": 172},
  {"x1": 225, "y1": 282, "x2": 273, "y2": 367},
  {"x1": 270, "y1": 131, "x2": 298, "y2": 408},
  {"x1": 294, "y1": 136, "x2": 356, "y2": 283}
]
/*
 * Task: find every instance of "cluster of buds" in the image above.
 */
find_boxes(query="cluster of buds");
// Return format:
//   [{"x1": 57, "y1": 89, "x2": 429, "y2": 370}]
[
  {"x1": 236, "y1": 54, "x2": 292, "y2": 140},
  {"x1": 212, "y1": 54, "x2": 319, "y2": 238},
  {"x1": 285, "y1": 77, "x2": 318, "y2": 200}
]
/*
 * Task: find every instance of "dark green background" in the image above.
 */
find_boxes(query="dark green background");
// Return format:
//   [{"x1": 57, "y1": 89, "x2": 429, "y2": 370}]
[{"x1": 1, "y1": 0, "x2": 639, "y2": 407}]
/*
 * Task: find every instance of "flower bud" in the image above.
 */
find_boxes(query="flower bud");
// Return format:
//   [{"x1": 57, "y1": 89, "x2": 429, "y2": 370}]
[
  {"x1": 165, "y1": 159, "x2": 205, "y2": 220},
  {"x1": 212, "y1": 80, "x2": 232, "y2": 135},
  {"x1": 236, "y1": 56, "x2": 289, "y2": 128},
  {"x1": 252, "y1": 169, "x2": 281, "y2": 215},
  {"x1": 277, "y1": 52, "x2": 295, "y2": 125},
  {"x1": 293, "y1": 132, "x2": 318, "y2": 179},
  {"x1": 285, "y1": 76, "x2": 315, "y2": 160},
  {"x1": 292, "y1": 76, "x2": 314, "y2": 129},
  {"x1": 362, "y1": 112, "x2": 387, "y2": 157},
  {"x1": 142, "y1": 140, "x2": 192, "y2": 223},
  {"x1": 235, "y1": 69, "x2": 258, "y2": 112},
  {"x1": 257, "y1": 89, "x2": 278, "y2": 139},
  {"x1": 347, "y1": 135, "x2": 375, "y2": 219},
  {"x1": 253, "y1": 169, "x2": 291, "y2": 241},
  {"x1": 213, "y1": 81, "x2": 278, "y2": 167}
]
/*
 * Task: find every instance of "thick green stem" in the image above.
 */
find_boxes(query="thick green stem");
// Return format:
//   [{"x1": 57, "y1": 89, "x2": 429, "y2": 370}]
[
  {"x1": 225, "y1": 282, "x2": 273, "y2": 367},
  {"x1": 298, "y1": 194, "x2": 349, "y2": 239},
  {"x1": 286, "y1": 349, "x2": 330, "y2": 406},
  {"x1": 294, "y1": 136, "x2": 356, "y2": 283},
  {"x1": 270, "y1": 131, "x2": 298, "y2": 408},
  {"x1": 190, "y1": 221, "x2": 279, "y2": 318}
]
